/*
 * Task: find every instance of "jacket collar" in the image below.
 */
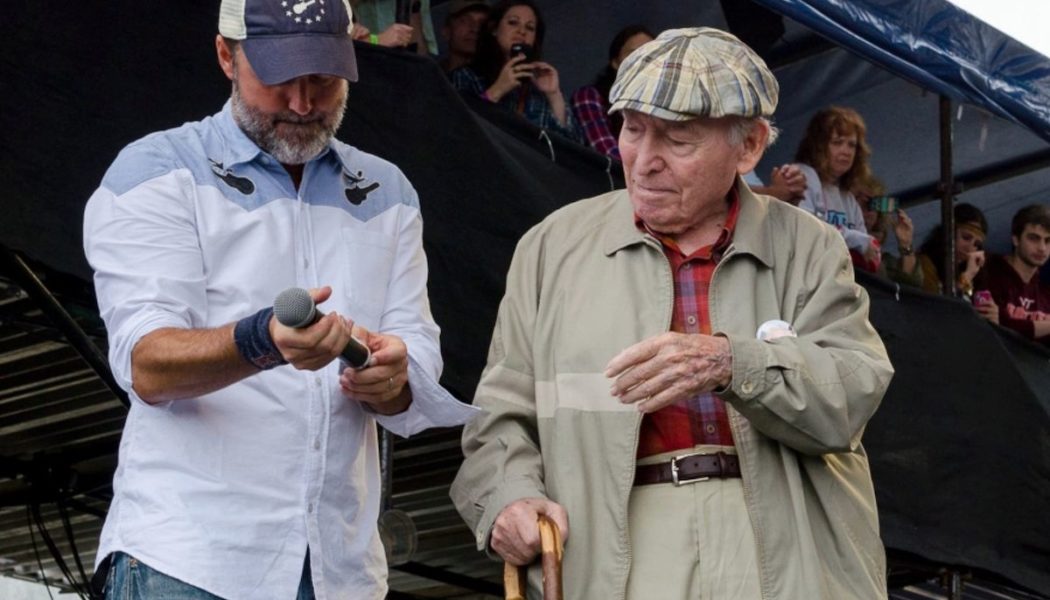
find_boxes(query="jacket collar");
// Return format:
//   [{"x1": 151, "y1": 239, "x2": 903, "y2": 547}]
[
  {"x1": 603, "y1": 176, "x2": 775, "y2": 268},
  {"x1": 216, "y1": 100, "x2": 351, "y2": 172}
]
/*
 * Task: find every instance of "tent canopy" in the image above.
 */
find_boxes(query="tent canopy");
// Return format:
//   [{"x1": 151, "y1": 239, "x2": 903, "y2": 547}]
[{"x1": 753, "y1": 0, "x2": 1050, "y2": 142}]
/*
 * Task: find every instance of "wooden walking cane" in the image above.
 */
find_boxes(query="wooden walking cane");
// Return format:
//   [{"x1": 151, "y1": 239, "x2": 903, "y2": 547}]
[{"x1": 503, "y1": 514, "x2": 563, "y2": 600}]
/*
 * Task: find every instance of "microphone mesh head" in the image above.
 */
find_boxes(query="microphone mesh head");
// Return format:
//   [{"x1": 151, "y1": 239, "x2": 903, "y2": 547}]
[{"x1": 273, "y1": 287, "x2": 316, "y2": 328}]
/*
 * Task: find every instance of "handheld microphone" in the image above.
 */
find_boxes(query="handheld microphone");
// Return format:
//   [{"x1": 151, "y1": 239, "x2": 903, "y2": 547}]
[{"x1": 273, "y1": 287, "x2": 372, "y2": 369}]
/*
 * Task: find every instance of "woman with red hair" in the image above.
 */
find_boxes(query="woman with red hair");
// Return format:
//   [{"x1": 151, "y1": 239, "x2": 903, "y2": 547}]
[{"x1": 794, "y1": 106, "x2": 879, "y2": 266}]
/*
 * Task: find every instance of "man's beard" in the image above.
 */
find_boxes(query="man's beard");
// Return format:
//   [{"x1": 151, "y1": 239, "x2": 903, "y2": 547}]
[{"x1": 230, "y1": 78, "x2": 347, "y2": 165}]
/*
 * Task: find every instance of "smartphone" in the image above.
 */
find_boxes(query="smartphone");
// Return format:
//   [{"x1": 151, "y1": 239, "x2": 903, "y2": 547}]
[
  {"x1": 973, "y1": 290, "x2": 992, "y2": 306},
  {"x1": 868, "y1": 196, "x2": 898, "y2": 213},
  {"x1": 509, "y1": 43, "x2": 534, "y2": 62}
]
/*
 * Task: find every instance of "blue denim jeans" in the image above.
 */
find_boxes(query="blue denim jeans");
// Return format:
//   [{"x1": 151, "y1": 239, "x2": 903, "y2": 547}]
[{"x1": 104, "y1": 551, "x2": 315, "y2": 599}]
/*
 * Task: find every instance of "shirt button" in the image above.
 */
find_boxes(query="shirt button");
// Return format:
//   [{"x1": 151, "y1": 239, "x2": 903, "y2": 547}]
[
  {"x1": 313, "y1": 440, "x2": 321, "y2": 450},
  {"x1": 304, "y1": 258, "x2": 310, "y2": 268},
  {"x1": 741, "y1": 381, "x2": 755, "y2": 394},
  {"x1": 687, "y1": 315, "x2": 697, "y2": 325},
  {"x1": 314, "y1": 377, "x2": 322, "y2": 387},
  {"x1": 705, "y1": 424, "x2": 716, "y2": 434},
  {"x1": 308, "y1": 503, "x2": 314, "y2": 513}
]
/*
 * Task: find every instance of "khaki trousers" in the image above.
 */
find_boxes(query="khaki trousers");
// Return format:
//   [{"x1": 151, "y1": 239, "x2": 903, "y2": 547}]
[{"x1": 625, "y1": 446, "x2": 762, "y2": 600}]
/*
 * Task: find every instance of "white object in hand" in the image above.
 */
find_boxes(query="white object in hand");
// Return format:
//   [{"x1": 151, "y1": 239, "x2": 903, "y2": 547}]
[{"x1": 756, "y1": 319, "x2": 796, "y2": 341}]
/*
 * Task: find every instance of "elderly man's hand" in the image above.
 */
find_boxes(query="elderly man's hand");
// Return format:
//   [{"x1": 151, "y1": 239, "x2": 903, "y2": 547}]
[
  {"x1": 490, "y1": 498, "x2": 569, "y2": 567},
  {"x1": 605, "y1": 332, "x2": 732, "y2": 413}
]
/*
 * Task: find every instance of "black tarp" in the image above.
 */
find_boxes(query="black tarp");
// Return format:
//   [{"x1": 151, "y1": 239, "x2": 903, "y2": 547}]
[
  {"x1": 0, "y1": 0, "x2": 620, "y2": 399},
  {"x1": 2, "y1": 1, "x2": 1049, "y2": 594},
  {"x1": 862, "y1": 270, "x2": 1050, "y2": 593},
  {"x1": 346, "y1": 45, "x2": 622, "y2": 398}
]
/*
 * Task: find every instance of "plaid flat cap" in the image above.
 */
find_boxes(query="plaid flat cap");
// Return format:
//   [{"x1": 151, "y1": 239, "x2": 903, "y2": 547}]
[{"x1": 609, "y1": 27, "x2": 778, "y2": 120}]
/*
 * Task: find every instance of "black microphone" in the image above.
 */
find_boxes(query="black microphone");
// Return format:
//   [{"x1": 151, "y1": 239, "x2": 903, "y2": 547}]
[{"x1": 273, "y1": 287, "x2": 372, "y2": 369}]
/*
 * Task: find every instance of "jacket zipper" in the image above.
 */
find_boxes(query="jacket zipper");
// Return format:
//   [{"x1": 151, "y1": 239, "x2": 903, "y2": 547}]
[
  {"x1": 713, "y1": 244, "x2": 769, "y2": 600},
  {"x1": 617, "y1": 236, "x2": 676, "y2": 600}
]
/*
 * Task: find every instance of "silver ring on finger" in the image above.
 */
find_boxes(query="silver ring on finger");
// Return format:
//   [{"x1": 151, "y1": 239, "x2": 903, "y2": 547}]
[{"x1": 387, "y1": 377, "x2": 394, "y2": 391}]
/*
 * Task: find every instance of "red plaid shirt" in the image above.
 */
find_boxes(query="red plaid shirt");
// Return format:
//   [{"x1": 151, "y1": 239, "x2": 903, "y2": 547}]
[
  {"x1": 635, "y1": 191, "x2": 740, "y2": 458},
  {"x1": 570, "y1": 86, "x2": 621, "y2": 161}
]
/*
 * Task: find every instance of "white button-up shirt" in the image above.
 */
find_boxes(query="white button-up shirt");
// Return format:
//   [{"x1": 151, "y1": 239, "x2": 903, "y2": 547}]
[{"x1": 83, "y1": 104, "x2": 477, "y2": 600}]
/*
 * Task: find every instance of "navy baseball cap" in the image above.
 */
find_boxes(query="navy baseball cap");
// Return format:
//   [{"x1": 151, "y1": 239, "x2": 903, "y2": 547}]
[{"x1": 219, "y1": 0, "x2": 358, "y2": 85}]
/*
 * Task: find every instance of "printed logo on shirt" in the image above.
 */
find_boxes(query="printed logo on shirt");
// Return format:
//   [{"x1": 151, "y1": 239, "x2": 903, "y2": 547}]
[
  {"x1": 825, "y1": 210, "x2": 849, "y2": 229},
  {"x1": 209, "y1": 159, "x2": 255, "y2": 195},
  {"x1": 343, "y1": 169, "x2": 380, "y2": 206},
  {"x1": 1007, "y1": 298, "x2": 1049, "y2": 321}
]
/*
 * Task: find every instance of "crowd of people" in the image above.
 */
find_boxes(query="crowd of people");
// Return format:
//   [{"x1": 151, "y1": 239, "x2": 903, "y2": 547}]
[
  {"x1": 427, "y1": 2, "x2": 1048, "y2": 351},
  {"x1": 783, "y1": 104, "x2": 1048, "y2": 347},
  {"x1": 78, "y1": 1, "x2": 1047, "y2": 599}
]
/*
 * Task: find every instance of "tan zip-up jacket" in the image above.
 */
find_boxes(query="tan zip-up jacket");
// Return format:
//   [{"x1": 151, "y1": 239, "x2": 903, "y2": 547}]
[{"x1": 452, "y1": 182, "x2": 893, "y2": 600}]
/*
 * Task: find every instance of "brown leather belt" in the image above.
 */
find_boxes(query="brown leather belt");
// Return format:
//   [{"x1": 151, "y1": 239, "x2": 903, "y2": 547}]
[{"x1": 634, "y1": 451, "x2": 741, "y2": 486}]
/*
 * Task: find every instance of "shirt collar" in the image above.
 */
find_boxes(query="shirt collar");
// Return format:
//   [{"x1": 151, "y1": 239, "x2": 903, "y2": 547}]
[
  {"x1": 216, "y1": 100, "x2": 352, "y2": 173},
  {"x1": 604, "y1": 176, "x2": 775, "y2": 268},
  {"x1": 633, "y1": 186, "x2": 740, "y2": 259}
]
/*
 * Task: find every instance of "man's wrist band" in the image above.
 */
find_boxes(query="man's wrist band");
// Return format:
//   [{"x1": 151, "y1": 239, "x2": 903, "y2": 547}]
[
  {"x1": 234, "y1": 306, "x2": 287, "y2": 370},
  {"x1": 369, "y1": 33, "x2": 379, "y2": 45}
]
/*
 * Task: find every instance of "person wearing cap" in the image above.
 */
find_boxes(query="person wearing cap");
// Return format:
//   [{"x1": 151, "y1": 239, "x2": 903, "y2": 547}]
[
  {"x1": 83, "y1": 1, "x2": 477, "y2": 598},
  {"x1": 439, "y1": 0, "x2": 490, "y2": 73},
  {"x1": 452, "y1": 27, "x2": 892, "y2": 600}
]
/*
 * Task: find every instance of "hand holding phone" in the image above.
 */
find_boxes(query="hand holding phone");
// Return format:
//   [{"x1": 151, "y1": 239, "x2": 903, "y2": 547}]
[
  {"x1": 509, "y1": 43, "x2": 534, "y2": 62},
  {"x1": 868, "y1": 196, "x2": 898, "y2": 213}
]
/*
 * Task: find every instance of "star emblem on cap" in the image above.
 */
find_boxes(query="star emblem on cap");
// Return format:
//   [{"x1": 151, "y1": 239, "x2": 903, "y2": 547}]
[{"x1": 287, "y1": 0, "x2": 325, "y2": 25}]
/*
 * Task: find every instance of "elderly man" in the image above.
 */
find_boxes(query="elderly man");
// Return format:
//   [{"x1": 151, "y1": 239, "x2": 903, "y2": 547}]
[
  {"x1": 83, "y1": 1, "x2": 475, "y2": 598},
  {"x1": 452, "y1": 28, "x2": 892, "y2": 600}
]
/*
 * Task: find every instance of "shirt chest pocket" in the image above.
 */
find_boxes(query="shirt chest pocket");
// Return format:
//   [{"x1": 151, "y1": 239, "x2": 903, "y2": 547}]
[{"x1": 340, "y1": 227, "x2": 396, "y2": 330}]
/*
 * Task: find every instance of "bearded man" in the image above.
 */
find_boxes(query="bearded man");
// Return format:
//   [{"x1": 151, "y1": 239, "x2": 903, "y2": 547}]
[{"x1": 82, "y1": 1, "x2": 475, "y2": 598}]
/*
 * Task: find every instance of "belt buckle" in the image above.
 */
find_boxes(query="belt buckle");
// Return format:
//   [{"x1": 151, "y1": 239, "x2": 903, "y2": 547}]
[{"x1": 670, "y1": 452, "x2": 710, "y2": 486}]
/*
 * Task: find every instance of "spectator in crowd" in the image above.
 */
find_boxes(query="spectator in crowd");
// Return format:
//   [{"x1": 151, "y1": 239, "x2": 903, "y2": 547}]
[
  {"x1": 81, "y1": 1, "x2": 476, "y2": 597},
  {"x1": 452, "y1": 27, "x2": 891, "y2": 600},
  {"x1": 450, "y1": 0, "x2": 582, "y2": 142},
  {"x1": 353, "y1": 0, "x2": 435, "y2": 53},
  {"x1": 570, "y1": 25, "x2": 654, "y2": 160},
  {"x1": 743, "y1": 164, "x2": 808, "y2": 205},
  {"x1": 853, "y1": 177, "x2": 923, "y2": 286},
  {"x1": 976, "y1": 204, "x2": 1050, "y2": 344},
  {"x1": 439, "y1": 0, "x2": 490, "y2": 73},
  {"x1": 794, "y1": 106, "x2": 879, "y2": 265},
  {"x1": 917, "y1": 203, "x2": 988, "y2": 298}
]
